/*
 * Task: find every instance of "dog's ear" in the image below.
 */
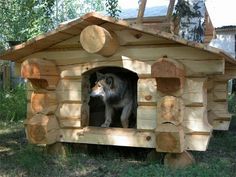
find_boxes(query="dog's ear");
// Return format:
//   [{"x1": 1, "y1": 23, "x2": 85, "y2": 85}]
[
  {"x1": 105, "y1": 76, "x2": 113, "y2": 88},
  {"x1": 96, "y1": 72, "x2": 104, "y2": 80}
]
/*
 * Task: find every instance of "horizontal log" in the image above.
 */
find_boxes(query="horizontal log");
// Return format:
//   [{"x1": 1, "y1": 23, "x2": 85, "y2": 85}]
[
  {"x1": 155, "y1": 124, "x2": 184, "y2": 153},
  {"x1": 56, "y1": 79, "x2": 82, "y2": 102},
  {"x1": 137, "y1": 105, "x2": 157, "y2": 130},
  {"x1": 25, "y1": 46, "x2": 224, "y2": 77},
  {"x1": 80, "y1": 25, "x2": 119, "y2": 56},
  {"x1": 21, "y1": 58, "x2": 59, "y2": 90},
  {"x1": 21, "y1": 58, "x2": 59, "y2": 78},
  {"x1": 185, "y1": 132, "x2": 211, "y2": 151},
  {"x1": 182, "y1": 78, "x2": 207, "y2": 106},
  {"x1": 30, "y1": 91, "x2": 57, "y2": 114},
  {"x1": 56, "y1": 103, "x2": 82, "y2": 119},
  {"x1": 212, "y1": 82, "x2": 227, "y2": 102},
  {"x1": 137, "y1": 78, "x2": 157, "y2": 103},
  {"x1": 183, "y1": 107, "x2": 212, "y2": 133},
  {"x1": 59, "y1": 119, "x2": 82, "y2": 128},
  {"x1": 59, "y1": 127, "x2": 156, "y2": 148},
  {"x1": 25, "y1": 114, "x2": 59, "y2": 144}
]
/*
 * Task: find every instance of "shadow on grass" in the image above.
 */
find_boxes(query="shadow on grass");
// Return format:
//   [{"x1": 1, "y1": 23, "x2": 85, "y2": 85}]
[{"x1": 0, "y1": 120, "x2": 236, "y2": 177}]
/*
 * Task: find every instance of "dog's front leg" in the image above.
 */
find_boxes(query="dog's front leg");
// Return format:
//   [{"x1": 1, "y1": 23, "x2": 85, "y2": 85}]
[{"x1": 101, "y1": 104, "x2": 113, "y2": 127}]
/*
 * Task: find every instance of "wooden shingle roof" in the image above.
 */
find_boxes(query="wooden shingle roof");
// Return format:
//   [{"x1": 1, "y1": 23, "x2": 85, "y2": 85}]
[{"x1": 0, "y1": 12, "x2": 235, "y2": 64}]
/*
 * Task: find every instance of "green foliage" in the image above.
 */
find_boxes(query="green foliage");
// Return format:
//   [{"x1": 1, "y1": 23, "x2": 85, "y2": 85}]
[
  {"x1": 173, "y1": 0, "x2": 202, "y2": 22},
  {"x1": 0, "y1": 0, "x2": 55, "y2": 51},
  {"x1": 228, "y1": 93, "x2": 236, "y2": 113},
  {"x1": 0, "y1": 84, "x2": 27, "y2": 122},
  {"x1": 52, "y1": 0, "x2": 105, "y2": 25},
  {"x1": 105, "y1": 0, "x2": 121, "y2": 19}
]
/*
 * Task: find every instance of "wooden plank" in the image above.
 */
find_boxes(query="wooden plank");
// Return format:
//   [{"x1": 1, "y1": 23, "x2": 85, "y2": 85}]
[
  {"x1": 59, "y1": 119, "x2": 82, "y2": 128},
  {"x1": 212, "y1": 117, "x2": 232, "y2": 131},
  {"x1": 212, "y1": 82, "x2": 227, "y2": 102},
  {"x1": 183, "y1": 107, "x2": 212, "y2": 132},
  {"x1": 182, "y1": 78, "x2": 207, "y2": 106},
  {"x1": 58, "y1": 57, "x2": 152, "y2": 78},
  {"x1": 56, "y1": 79, "x2": 82, "y2": 102},
  {"x1": 21, "y1": 45, "x2": 224, "y2": 76},
  {"x1": 136, "y1": 0, "x2": 147, "y2": 24},
  {"x1": 56, "y1": 103, "x2": 82, "y2": 128},
  {"x1": 137, "y1": 105, "x2": 157, "y2": 130},
  {"x1": 115, "y1": 30, "x2": 165, "y2": 46},
  {"x1": 59, "y1": 127, "x2": 156, "y2": 148},
  {"x1": 49, "y1": 35, "x2": 82, "y2": 49},
  {"x1": 56, "y1": 103, "x2": 82, "y2": 119},
  {"x1": 137, "y1": 78, "x2": 157, "y2": 103},
  {"x1": 185, "y1": 133, "x2": 211, "y2": 151}
]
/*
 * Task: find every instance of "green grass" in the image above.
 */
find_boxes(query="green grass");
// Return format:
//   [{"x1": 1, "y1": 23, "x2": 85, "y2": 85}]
[{"x1": 0, "y1": 121, "x2": 236, "y2": 177}]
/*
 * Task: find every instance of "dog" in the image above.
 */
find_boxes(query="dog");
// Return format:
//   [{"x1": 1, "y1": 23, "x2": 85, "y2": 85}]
[{"x1": 90, "y1": 72, "x2": 135, "y2": 128}]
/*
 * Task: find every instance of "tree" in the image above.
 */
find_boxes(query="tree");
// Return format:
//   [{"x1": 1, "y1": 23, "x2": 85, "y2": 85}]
[
  {"x1": 173, "y1": 0, "x2": 204, "y2": 42},
  {"x1": 105, "y1": 0, "x2": 121, "y2": 19},
  {"x1": 0, "y1": 0, "x2": 55, "y2": 51},
  {"x1": 52, "y1": 0, "x2": 105, "y2": 26}
]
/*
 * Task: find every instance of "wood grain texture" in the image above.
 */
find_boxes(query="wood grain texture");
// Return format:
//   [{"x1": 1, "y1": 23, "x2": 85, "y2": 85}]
[
  {"x1": 25, "y1": 114, "x2": 59, "y2": 144},
  {"x1": 59, "y1": 127, "x2": 156, "y2": 148},
  {"x1": 155, "y1": 124, "x2": 184, "y2": 153},
  {"x1": 157, "y1": 96, "x2": 184, "y2": 125},
  {"x1": 80, "y1": 25, "x2": 119, "y2": 56}
]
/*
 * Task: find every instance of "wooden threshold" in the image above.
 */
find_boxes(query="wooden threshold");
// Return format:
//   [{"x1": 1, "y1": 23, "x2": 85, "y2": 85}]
[{"x1": 59, "y1": 126, "x2": 156, "y2": 148}]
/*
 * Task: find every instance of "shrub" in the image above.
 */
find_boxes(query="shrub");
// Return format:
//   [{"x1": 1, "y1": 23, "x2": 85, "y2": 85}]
[{"x1": 0, "y1": 83, "x2": 27, "y2": 122}]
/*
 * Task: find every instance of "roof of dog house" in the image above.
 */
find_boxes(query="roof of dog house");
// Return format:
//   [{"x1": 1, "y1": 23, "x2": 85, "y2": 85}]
[{"x1": 0, "y1": 12, "x2": 235, "y2": 64}]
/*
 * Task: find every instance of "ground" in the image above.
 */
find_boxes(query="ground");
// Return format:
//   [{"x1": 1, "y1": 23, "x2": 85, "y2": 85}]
[{"x1": 0, "y1": 120, "x2": 236, "y2": 177}]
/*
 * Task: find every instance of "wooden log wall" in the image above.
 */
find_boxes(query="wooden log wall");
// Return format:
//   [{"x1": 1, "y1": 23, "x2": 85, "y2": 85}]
[
  {"x1": 151, "y1": 57, "x2": 212, "y2": 152},
  {"x1": 22, "y1": 58, "x2": 61, "y2": 144},
  {"x1": 207, "y1": 62, "x2": 233, "y2": 130},
  {"x1": 20, "y1": 26, "x2": 223, "y2": 150}
]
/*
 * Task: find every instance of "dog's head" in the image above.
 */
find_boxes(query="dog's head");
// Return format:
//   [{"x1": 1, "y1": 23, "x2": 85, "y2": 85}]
[{"x1": 90, "y1": 72, "x2": 114, "y2": 97}]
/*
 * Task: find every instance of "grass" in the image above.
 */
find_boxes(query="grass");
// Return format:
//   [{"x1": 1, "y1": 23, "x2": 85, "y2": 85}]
[{"x1": 0, "y1": 120, "x2": 236, "y2": 177}]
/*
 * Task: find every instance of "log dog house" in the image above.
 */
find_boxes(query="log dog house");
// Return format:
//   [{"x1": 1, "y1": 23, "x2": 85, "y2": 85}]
[{"x1": 1, "y1": 12, "x2": 235, "y2": 166}]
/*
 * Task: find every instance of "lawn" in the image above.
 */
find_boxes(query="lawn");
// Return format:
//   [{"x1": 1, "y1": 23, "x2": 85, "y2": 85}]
[{"x1": 0, "y1": 119, "x2": 236, "y2": 177}]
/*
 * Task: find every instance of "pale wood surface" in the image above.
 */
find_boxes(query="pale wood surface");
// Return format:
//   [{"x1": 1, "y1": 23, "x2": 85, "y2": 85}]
[
  {"x1": 164, "y1": 150, "x2": 195, "y2": 169},
  {"x1": 155, "y1": 124, "x2": 184, "y2": 153},
  {"x1": 21, "y1": 45, "x2": 225, "y2": 78},
  {"x1": 182, "y1": 78, "x2": 207, "y2": 106},
  {"x1": 59, "y1": 127, "x2": 156, "y2": 148},
  {"x1": 56, "y1": 103, "x2": 82, "y2": 119},
  {"x1": 157, "y1": 96, "x2": 184, "y2": 125},
  {"x1": 30, "y1": 91, "x2": 57, "y2": 114},
  {"x1": 56, "y1": 79, "x2": 82, "y2": 102},
  {"x1": 21, "y1": 58, "x2": 59, "y2": 90},
  {"x1": 151, "y1": 57, "x2": 185, "y2": 93},
  {"x1": 80, "y1": 25, "x2": 119, "y2": 56},
  {"x1": 25, "y1": 114, "x2": 59, "y2": 144},
  {"x1": 137, "y1": 78, "x2": 157, "y2": 103},
  {"x1": 1, "y1": 12, "x2": 234, "y2": 66},
  {"x1": 185, "y1": 133, "x2": 211, "y2": 151},
  {"x1": 137, "y1": 105, "x2": 157, "y2": 130}
]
